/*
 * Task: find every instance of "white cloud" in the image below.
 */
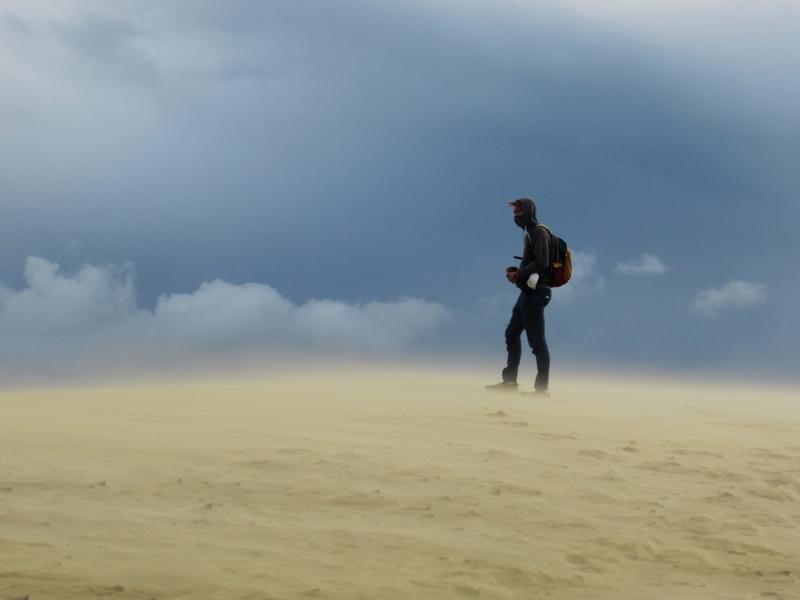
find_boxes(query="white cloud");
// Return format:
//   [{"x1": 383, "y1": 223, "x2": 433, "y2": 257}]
[
  {"x1": 0, "y1": 257, "x2": 449, "y2": 384},
  {"x1": 613, "y1": 253, "x2": 667, "y2": 275},
  {"x1": 1, "y1": 256, "x2": 136, "y2": 334},
  {"x1": 692, "y1": 280, "x2": 766, "y2": 317},
  {"x1": 557, "y1": 249, "x2": 606, "y2": 301}
]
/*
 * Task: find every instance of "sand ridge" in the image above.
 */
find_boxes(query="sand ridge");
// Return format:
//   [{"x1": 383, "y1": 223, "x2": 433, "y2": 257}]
[{"x1": 1, "y1": 369, "x2": 798, "y2": 599}]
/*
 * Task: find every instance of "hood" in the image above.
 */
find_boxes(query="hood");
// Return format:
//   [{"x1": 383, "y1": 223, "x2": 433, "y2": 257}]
[{"x1": 513, "y1": 197, "x2": 538, "y2": 230}]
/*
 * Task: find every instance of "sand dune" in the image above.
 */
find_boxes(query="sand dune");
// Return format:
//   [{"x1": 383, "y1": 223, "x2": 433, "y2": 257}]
[{"x1": 1, "y1": 368, "x2": 798, "y2": 599}]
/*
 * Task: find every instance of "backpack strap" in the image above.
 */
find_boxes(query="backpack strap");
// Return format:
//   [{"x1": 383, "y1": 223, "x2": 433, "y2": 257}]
[{"x1": 534, "y1": 224, "x2": 557, "y2": 266}]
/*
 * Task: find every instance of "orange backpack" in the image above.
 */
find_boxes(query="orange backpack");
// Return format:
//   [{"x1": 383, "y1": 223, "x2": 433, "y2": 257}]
[{"x1": 537, "y1": 224, "x2": 572, "y2": 287}]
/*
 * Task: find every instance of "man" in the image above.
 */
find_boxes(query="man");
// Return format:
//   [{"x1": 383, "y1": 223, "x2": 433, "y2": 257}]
[{"x1": 486, "y1": 198, "x2": 552, "y2": 395}]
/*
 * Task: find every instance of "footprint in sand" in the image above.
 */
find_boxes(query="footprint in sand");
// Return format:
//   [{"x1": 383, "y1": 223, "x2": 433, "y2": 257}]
[
  {"x1": 578, "y1": 449, "x2": 608, "y2": 459},
  {"x1": 486, "y1": 410, "x2": 508, "y2": 417},
  {"x1": 745, "y1": 486, "x2": 796, "y2": 502},
  {"x1": 453, "y1": 583, "x2": 481, "y2": 597},
  {"x1": 302, "y1": 587, "x2": 322, "y2": 597},
  {"x1": 489, "y1": 483, "x2": 542, "y2": 496},
  {"x1": 277, "y1": 447, "x2": 316, "y2": 455},
  {"x1": 330, "y1": 492, "x2": 392, "y2": 507},
  {"x1": 486, "y1": 448, "x2": 512, "y2": 459},
  {"x1": 501, "y1": 420, "x2": 529, "y2": 428},
  {"x1": 703, "y1": 491, "x2": 742, "y2": 504},
  {"x1": 534, "y1": 431, "x2": 577, "y2": 441},
  {"x1": 565, "y1": 553, "x2": 606, "y2": 573},
  {"x1": 641, "y1": 460, "x2": 688, "y2": 473},
  {"x1": 88, "y1": 585, "x2": 126, "y2": 596}
]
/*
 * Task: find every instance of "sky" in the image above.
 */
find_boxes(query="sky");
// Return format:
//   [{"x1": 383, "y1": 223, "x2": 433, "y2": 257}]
[{"x1": 1, "y1": 0, "x2": 799, "y2": 386}]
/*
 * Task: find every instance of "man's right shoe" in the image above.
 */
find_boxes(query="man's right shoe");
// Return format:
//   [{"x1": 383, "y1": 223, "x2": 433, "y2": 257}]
[{"x1": 485, "y1": 381, "x2": 519, "y2": 391}]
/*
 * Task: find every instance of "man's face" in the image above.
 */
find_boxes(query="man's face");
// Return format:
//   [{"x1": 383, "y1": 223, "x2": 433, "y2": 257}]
[{"x1": 513, "y1": 203, "x2": 524, "y2": 218}]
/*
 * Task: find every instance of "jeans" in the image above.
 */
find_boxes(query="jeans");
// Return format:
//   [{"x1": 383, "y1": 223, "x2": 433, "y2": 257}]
[{"x1": 502, "y1": 287, "x2": 551, "y2": 391}]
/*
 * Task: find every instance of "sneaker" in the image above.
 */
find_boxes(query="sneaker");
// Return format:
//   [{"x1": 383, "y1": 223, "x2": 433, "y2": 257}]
[
  {"x1": 485, "y1": 381, "x2": 519, "y2": 391},
  {"x1": 521, "y1": 389, "x2": 550, "y2": 398}
]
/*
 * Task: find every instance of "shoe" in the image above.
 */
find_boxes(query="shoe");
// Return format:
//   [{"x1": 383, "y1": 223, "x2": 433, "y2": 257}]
[
  {"x1": 485, "y1": 381, "x2": 519, "y2": 391},
  {"x1": 521, "y1": 389, "x2": 550, "y2": 398}
]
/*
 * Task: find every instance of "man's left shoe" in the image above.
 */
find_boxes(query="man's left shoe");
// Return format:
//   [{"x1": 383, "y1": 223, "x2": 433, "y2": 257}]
[{"x1": 485, "y1": 381, "x2": 519, "y2": 392}]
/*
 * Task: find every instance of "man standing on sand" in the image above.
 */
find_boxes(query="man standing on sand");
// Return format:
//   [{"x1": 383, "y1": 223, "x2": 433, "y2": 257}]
[{"x1": 486, "y1": 198, "x2": 552, "y2": 395}]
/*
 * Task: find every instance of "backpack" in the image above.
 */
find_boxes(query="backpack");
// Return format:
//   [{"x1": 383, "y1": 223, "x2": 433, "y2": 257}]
[{"x1": 537, "y1": 224, "x2": 572, "y2": 287}]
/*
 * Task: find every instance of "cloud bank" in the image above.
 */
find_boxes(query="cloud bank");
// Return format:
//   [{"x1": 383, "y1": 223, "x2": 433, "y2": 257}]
[
  {"x1": 614, "y1": 254, "x2": 667, "y2": 276},
  {"x1": 692, "y1": 280, "x2": 766, "y2": 317},
  {"x1": 0, "y1": 257, "x2": 448, "y2": 385}
]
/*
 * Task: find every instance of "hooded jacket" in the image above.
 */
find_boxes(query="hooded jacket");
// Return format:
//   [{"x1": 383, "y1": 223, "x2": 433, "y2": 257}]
[{"x1": 514, "y1": 198, "x2": 551, "y2": 289}]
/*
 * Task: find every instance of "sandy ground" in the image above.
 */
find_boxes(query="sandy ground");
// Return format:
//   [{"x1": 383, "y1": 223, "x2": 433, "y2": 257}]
[{"x1": 1, "y1": 368, "x2": 799, "y2": 600}]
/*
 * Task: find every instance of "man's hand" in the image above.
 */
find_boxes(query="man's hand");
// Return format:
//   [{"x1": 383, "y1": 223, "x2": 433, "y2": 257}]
[{"x1": 506, "y1": 267, "x2": 519, "y2": 284}]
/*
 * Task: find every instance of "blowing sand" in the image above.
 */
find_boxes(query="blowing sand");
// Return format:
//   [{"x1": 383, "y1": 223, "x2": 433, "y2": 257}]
[{"x1": 1, "y1": 368, "x2": 798, "y2": 599}]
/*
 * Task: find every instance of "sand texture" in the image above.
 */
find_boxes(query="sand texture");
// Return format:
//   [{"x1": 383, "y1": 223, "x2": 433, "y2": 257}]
[{"x1": 1, "y1": 369, "x2": 799, "y2": 599}]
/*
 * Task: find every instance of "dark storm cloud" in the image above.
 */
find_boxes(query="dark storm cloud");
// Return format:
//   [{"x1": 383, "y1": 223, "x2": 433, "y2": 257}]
[{"x1": 52, "y1": 13, "x2": 156, "y2": 82}]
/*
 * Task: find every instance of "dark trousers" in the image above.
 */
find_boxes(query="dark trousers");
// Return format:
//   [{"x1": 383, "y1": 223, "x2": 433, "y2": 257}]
[{"x1": 502, "y1": 287, "x2": 551, "y2": 391}]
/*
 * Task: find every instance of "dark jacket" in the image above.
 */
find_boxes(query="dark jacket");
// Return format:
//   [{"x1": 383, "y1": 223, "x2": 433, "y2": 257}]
[{"x1": 514, "y1": 198, "x2": 551, "y2": 289}]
